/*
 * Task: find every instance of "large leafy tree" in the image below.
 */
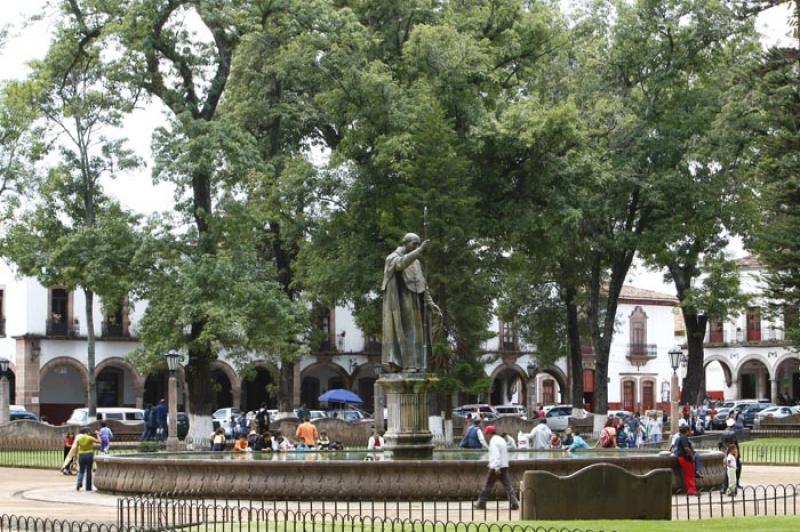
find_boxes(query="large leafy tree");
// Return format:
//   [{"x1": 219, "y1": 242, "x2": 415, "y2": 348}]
[
  {"x1": 1, "y1": 15, "x2": 141, "y2": 416},
  {"x1": 55, "y1": 0, "x2": 308, "y2": 420}
]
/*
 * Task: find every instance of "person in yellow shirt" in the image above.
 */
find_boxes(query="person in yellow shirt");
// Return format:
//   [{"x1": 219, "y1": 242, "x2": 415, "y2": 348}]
[
  {"x1": 75, "y1": 427, "x2": 99, "y2": 491},
  {"x1": 295, "y1": 417, "x2": 318, "y2": 447}
]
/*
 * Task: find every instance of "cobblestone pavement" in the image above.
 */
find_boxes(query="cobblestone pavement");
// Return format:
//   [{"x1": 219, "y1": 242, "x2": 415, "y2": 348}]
[{"x1": 0, "y1": 465, "x2": 798, "y2": 523}]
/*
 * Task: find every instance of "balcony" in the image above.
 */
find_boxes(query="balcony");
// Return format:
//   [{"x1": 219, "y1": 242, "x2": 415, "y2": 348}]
[
  {"x1": 704, "y1": 327, "x2": 784, "y2": 347},
  {"x1": 46, "y1": 319, "x2": 77, "y2": 337},
  {"x1": 626, "y1": 343, "x2": 657, "y2": 366},
  {"x1": 101, "y1": 322, "x2": 130, "y2": 339}
]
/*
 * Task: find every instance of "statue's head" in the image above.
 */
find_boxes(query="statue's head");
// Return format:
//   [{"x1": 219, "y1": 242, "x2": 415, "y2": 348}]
[{"x1": 401, "y1": 232, "x2": 421, "y2": 252}]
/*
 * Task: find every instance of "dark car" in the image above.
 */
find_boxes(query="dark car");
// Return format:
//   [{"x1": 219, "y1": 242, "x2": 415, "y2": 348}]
[
  {"x1": 741, "y1": 402, "x2": 774, "y2": 428},
  {"x1": 710, "y1": 407, "x2": 732, "y2": 430},
  {"x1": 9, "y1": 410, "x2": 38, "y2": 421}
]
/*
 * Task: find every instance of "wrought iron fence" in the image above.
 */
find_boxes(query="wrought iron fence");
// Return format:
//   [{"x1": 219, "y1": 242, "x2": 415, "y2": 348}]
[
  {"x1": 740, "y1": 445, "x2": 800, "y2": 465},
  {"x1": 0, "y1": 514, "x2": 129, "y2": 531},
  {"x1": 672, "y1": 484, "x2": 800, "y2": 520}
]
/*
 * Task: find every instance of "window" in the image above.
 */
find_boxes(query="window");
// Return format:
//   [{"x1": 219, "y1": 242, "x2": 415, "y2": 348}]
[
  {"x1": 542, "y1": 379, "x2": 555, "y2": 404},
  {"x1": 51, "y1": 288, "x2": 68, "y2": 322},
  {"x1": 313, "y1": 304, "x2": 334, "y2": 351},
  {"x1": 747, "y1": 307, "x2": 761, "y2": 342},
  {"x1": 103, "y1": 298, "x2": 129, "y2": 338},
  {"x1": 709, "y1": 317, "x2": 724, "y2": 343},
  {"x1": 500, "y1": 321, "x2": 516, "y2": 350},
  {"x1": 642, "y1": 381, "x2": 654, "y2": 411},
  {"x1": 622, "y1": 381, "x2": 635, "y2": 411},
  {"x1": 629, "y1": 307, "x2": 647, "y2": 346}
]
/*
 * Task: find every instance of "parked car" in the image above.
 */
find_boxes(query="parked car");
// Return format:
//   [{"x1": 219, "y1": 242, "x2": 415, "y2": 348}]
[
  {"x1": 494, "y1": 405, "x2": 527, "y2": 419},
  {"x1": 545, "y1": 405, "x2": 574, "y2": 431},
  {"x1": 754, "y1": 406, "x2": 800, "y2": 429},
  {"x1": 295, "y1": 409, "x2": 328, "y2": 420},
  {"x1": 741, "y1": 402, "x2": 775, "y2": 428},
  {"x1": 710, "y1": 407, "x2": 732, "y2": 430},
  {"x1": 66, "y1": 407, "x2": 145, "y2": 426},
  {"x1": 211, "y1": 407, "x2": 243, "y2": 437},
  {"x1": 326, "y1": 408, "x2": 372, "y2": 423},
  {"x1": 452, "y1": 404, "x2": 497, "y2": 421},
  {"x1": 9, "y1": 408, "x2": 38, "y2": 421}
]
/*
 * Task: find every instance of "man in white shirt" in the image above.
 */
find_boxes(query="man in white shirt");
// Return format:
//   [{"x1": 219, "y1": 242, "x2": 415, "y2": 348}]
[
  {"x1": 473, "y1": 425, "x2": 520, "y2": 510},
  {"x1": 529, "y1": 420, "x2": 553, "y2": 450}
]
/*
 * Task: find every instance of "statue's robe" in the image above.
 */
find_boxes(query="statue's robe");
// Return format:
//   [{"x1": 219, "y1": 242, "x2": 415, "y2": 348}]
[{"x1": 381, "y1": 246, "x2": 433, "y2": 371}]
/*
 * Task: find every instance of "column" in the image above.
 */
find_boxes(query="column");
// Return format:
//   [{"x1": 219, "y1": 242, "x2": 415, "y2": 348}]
[
  {"x1": 0, "y1": 374, "x2": 9, "y2": 425},
  {"x1": 292, "y1": 364, "x2": 301, "y2": 407},
  {"x1": 373, "y1": 381, "x2": 384, "y2": 432},
  {"x1": 15, "y1": 339, "x2": 41, "y2": 416},
  {"x1": 166, "y1": 372, "x2": 178, "y2": 451},
  {"x1": 770, "y1": 377, "x2": 778, "y2": 403},
  {"x1": 729, "y1": 381, "x2": 738, "y2": 400}
]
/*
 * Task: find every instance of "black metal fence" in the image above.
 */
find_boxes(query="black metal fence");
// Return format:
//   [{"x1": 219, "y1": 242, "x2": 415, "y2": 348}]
[
  {"x1": 0, "y1": 514, "x2": 128, "y2": 531},
  {"x1": 673, "y1": 484, "x2": 800, "y2": 520},
  {"x1": 740, "y1": 446, "x2": 800, "y2": 465}
]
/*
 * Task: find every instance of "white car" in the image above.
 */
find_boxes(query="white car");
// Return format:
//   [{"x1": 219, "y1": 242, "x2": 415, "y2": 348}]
[
  {"x1": 212, "y1": 407, "x2": 244, "y2": 436},
  {"x1": 66, "y1": 407, "x2": 145, "y2": 426},
  {"x1": 545, "y1": 405, "x2": 574, "y2": 431},
  {"x1": 754, "y1": 406, "x2": 800, "y2": 428},
  {"x1": 495, "y1": 405, "x2": 527, "y2": 419}
]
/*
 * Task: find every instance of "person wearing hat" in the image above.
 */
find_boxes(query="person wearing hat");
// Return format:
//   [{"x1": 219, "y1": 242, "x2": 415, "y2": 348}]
[{"x1": 473, "y1": 425, "x2": 519, "y2": 510}]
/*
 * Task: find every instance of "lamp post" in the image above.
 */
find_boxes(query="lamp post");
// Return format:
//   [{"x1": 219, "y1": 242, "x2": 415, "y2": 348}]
[
  {"x1": 165, "y1": 350, "x2": 180, "y2": 451},
  {"x1": 0, "y1": 356, "x2": 9, "y2": 425},
  {"x1": 668, "y1": 347, "x2": 682, "y2": 435},
  {"x1": 526, "y1": 361, "x2": 538, "y2": 417}
]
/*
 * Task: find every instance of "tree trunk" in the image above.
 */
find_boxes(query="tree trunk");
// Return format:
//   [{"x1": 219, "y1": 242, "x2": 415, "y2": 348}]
[
  {"x1": 186, "y1": 320, "x2": 214, "y2": 415},
  {"x1": 564, "y1": 285, "x2": 584, "y2": 408},
  {"x1": 279, "y1": 361, "x2": 294, "y2": 413},
  {"x1": 681, "y1": 310, "x2": 708, "y2": 406},
  {"x1": 85, "y1": 288, "x2": 97, "y2": 417}
]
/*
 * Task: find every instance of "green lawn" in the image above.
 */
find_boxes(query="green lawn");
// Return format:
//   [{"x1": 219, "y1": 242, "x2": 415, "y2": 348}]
[
  {"x1": 0, "y1": 448, "x2": 136, "y2": 469},
  {"x1": 742, "y1": 438, "x2": 800, "y2": 448}
]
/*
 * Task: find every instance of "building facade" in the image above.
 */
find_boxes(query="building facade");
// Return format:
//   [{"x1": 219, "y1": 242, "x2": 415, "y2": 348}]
[{"x1": 6, "y1": 255, "x2": 793, "y2": 425}]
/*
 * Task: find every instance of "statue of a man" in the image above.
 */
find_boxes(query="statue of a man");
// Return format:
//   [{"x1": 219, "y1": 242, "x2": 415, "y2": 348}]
[{"x1": 382, "y1": 233, "x2": 441, "y2": 373}]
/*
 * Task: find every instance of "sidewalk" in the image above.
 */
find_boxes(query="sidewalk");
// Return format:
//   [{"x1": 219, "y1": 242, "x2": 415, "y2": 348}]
[{"x1": 0, "y1": 464, "x2": 798, "y2": 522}]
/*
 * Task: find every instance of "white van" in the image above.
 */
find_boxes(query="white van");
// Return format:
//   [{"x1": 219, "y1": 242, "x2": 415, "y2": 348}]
[
  {"x1": 67, "y1": 407, "x2": 145, "y2": 426},
  {"x1": 495, "y1": 405, "x2": 528, "y2": 419}
]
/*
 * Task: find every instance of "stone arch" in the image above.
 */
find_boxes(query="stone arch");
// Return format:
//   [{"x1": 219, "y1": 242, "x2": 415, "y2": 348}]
[
  {"x1": 773, "y1": 352, "x2": 800, "y2": 377},
  {"x1": 40, "y1": 357, "x2": 89, "y2": 387},
  {"x1": 703, "y1": 355, "x2": 734, "y2": 387},
  {"x1": 490, "y1": 363, "x2": 528, "y2": 406},
  {"x1": 240, "y1": 361, "x2": 277, "y2": 411},
  {"x1": 736, "y1": 355, "x2": 774, "y2": 379},
  {"x1": 95, "y1": 357, "x2": 145, "y2": 408},
  {"x1": 539, "y1": 366, "x2": 568, "y2": 396},
  {"x1": 210, "y1": 359, "x2": 241, "y2": 391},
  {"x1": 300, "y1": 361, "x2": 351, "y2": 409}
]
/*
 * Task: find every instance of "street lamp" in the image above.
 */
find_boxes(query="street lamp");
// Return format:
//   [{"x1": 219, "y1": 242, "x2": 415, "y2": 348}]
[
  {"x1": 0, "y1": 356, "x2": 9, "y2": 425},
  {"x1": 668, "y1": 347, "x2": 682, "y2": 435},
  {"x1": 165, "y1": 350, "x2": 180, "y2": 451}
]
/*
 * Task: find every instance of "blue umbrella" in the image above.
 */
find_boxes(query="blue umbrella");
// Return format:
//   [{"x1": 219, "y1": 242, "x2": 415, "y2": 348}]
[{"x1": 319, "y1": 388, "x2": 364, "y2": 405}]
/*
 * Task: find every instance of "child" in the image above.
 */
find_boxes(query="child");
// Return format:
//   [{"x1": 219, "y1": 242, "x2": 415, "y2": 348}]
[
  {"x1": 62, "y1": 432, "x2": 76, "y2": 474},
  {"x1": 317, "y1": 430, "x2": 331, "y2": 450},
  {"x1": 725, "y1": 444, "x2": 738, "y2": 496},
  {"x1": 232, "y1": 435, "x2": 249, "y2": 452},
  {"x1": 98, "y1": 422, "x2": 113, "y2": 454},
  {"x1": 212, "y1": 428, "x2": 226, "y2": 451},
  {"x1": 549, "y1": 433, "x2": 561, "y2": 450}
]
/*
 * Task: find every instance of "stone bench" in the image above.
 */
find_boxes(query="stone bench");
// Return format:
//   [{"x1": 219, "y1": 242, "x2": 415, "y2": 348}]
[{"x1": 520, "y1": 462, "x2": 672, "y2": 520}]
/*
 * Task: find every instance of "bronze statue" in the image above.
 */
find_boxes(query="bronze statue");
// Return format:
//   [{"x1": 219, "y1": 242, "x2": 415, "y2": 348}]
[{"x1": 381, "y1": 233, "x2": 441, "y2": 373}]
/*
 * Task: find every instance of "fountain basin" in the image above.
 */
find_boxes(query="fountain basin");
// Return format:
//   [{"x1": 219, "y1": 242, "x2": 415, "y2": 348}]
[{"x1": 95, "y1": 449, "x2": 724, "y2": 499}]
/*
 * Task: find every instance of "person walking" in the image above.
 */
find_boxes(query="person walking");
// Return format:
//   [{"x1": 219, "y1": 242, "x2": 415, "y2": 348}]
[
  {"x1": 155, "y1": 399, "x2": 168, "y2": 441},
  {"x1": 98, "y1": 422, "x2": 113, "y2": 454},
  {"x1": 650, "y1": 413, "x2": 662, "y2": 444},
  {"x1": 75, "y1": 428, "x2": 99, "y2": 491},
  {"x1": 473, "y1": 426, "x2": 519, "y2": 510},
  {"x1": 140, "y1": 404, "x2": 153, "y2": 441},
  {"x1": 719, "y1": 418, "x2": 742, "y2": 492}
]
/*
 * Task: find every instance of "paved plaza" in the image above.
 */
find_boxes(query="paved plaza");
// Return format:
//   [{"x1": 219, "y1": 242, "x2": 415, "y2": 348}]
[{"x1": 1, "y1": 465, "x2": 798, "y2": 524}]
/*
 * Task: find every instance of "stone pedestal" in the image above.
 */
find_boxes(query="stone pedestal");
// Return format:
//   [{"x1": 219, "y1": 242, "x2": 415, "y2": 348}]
[{"x1": 379, "y1": 373, "x2": 434, "y2": 459}]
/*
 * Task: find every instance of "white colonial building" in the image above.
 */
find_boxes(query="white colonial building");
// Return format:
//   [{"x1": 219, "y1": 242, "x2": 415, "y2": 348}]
[
  {"x1": 5, "y1": 253, "x2": 794, "y2": 425},
  {"x1": 701, "y1": 255, "x2": 800, "y2": 404}
]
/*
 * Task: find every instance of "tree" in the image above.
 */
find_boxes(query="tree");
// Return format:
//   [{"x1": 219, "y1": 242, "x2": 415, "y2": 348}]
[
  {"x1": 54, "y1": 1, "x2": 309, "y2": 422},
  {"x1": 1, "y1": 25, "x2": 141, "y2": 417},
  {"x1": 744, "y1": 1, "x2": 800, "y2": 347}
]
